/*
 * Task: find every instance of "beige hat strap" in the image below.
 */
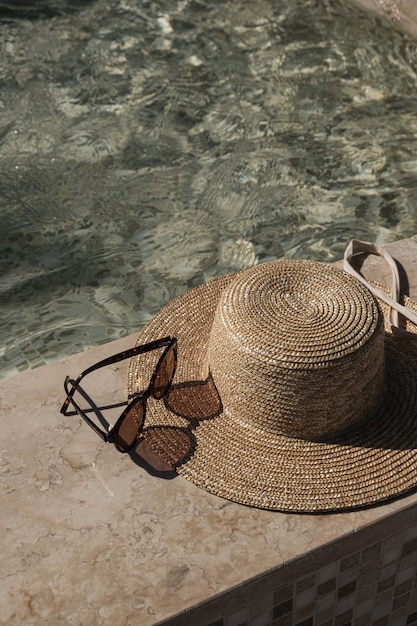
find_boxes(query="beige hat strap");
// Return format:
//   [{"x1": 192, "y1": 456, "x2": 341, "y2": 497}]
[{"x1": 344, "y1": 239, "x2": 417, "y2": 340}]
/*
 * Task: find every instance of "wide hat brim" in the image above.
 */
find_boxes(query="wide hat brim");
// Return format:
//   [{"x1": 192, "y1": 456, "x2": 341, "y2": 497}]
[{"x1": 127, "y1": 267, "x2": 417, "y2": 513}]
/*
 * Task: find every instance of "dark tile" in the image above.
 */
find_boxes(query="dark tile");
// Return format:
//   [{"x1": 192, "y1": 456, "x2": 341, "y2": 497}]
[
  {"x1": 272, "y1": 599, "x2": 292, "y2": 620},
  {"x1": 408, "y1": 612, "x2": 417, "y2": 625},
  {"x1": 317, "y1": 578, "x2": 336, "y2": 596},
  {"x1": 207, "y1": 621, "x2": 223, "y2": 626},
  {"x1": 393, "y1": 592, "x2": 410, "y2": 610},
  {"x1": 377, "y1": 575, "x2": 395, "y2": 594},
  {"x1": 375, "y1": 587, "x2": 393, "y2": 608},
  {"x1": 395, "y1": 579, "x2": 413, "y2": 597},
  {"x1": 318, "y1": 578, "x2": 336, "y2": 595},
  {"x1": 335, "y1": 609, "x2": 353, "y2": 626},
  {"x1": 338, "y1": 580, "x2": 356, "y2": 599},
  {"x1": 372, "y1": 617, "x2": 389, "y2": 626}
]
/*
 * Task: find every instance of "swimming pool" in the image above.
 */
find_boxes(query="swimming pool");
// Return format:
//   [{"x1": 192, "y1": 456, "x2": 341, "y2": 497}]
[{"x1": 1, "y1": 0, "x2": 417, "y2": 379}]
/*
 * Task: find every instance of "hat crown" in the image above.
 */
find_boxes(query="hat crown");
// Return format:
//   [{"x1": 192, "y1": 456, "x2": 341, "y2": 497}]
[{"x1": 206, "y1": 259, "x2": 385, "y2": 440}]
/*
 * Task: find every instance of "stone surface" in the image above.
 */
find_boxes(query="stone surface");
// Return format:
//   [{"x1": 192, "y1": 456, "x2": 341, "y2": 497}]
[
  {"x1": 351, "y1": 0, "x2": 417, "y2": 37},
  {"x1": 3, "y1": 237, "x2": 417, "y2": 625}
]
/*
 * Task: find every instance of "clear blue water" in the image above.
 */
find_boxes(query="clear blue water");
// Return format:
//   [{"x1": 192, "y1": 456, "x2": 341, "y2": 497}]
[{"x1": 1, "y1": 0, "x2": 417, "y2": 379}]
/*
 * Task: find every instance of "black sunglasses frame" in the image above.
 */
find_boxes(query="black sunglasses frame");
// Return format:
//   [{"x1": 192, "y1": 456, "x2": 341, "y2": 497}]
[{"x1": 60, "y1": 336, "x2": 177, "y2": 452}]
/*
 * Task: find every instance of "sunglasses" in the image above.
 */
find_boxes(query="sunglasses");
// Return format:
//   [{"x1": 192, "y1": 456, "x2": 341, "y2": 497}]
[{"x1": 60, "y1": 336, "x2": 177, "y2": 453}]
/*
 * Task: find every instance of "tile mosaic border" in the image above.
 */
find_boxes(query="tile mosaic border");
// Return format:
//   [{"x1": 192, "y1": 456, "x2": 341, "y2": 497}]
[{"x1": 160, "y1": 504, "x2": 417, "y2": 626}]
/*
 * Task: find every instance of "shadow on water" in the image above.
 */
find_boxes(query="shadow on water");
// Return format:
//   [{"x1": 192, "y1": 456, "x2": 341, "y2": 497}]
[{"x1": 0, "y1": 0, "x2": 97, "y2": 20}]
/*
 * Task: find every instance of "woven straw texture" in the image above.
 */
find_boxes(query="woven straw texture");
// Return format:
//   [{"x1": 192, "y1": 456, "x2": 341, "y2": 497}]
[{"x1": 127, "y1": 259, "x2": 417, "y2": 512}]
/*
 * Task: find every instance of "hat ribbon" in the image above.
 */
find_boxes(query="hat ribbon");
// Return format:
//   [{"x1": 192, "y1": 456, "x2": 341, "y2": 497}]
[{"x1": 344, "y1": 239, "x2": 417, "y2": 340}]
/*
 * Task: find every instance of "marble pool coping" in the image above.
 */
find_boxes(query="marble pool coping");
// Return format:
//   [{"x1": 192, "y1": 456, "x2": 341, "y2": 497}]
[{"x1": 3, "y1": 236, "x2": 417, "y2": 625}]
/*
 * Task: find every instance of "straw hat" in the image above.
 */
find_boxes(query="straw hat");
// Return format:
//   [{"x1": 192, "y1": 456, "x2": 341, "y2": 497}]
[{"x1": 127, "y1": 242, "x2": 417, "y2": 512}]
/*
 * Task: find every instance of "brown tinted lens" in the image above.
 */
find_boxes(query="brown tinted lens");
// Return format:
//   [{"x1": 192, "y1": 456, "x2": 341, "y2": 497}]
[
  {"x1": 116, "y1": 399, "x2": 145, "y2": 452},
  {"x1": 153, "y1": 344, "x2": 176, "y2": 400}
]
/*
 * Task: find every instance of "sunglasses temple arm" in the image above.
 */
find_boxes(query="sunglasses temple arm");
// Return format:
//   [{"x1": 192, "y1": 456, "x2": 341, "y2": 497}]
[{"x1": 74, "y1": 336, "x2": 174, "y2": 385}]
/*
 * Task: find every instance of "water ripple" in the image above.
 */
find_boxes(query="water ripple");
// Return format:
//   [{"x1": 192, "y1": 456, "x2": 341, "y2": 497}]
[{"x1": 2, "y1": 0, "x2": 417, "y2": 377}]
